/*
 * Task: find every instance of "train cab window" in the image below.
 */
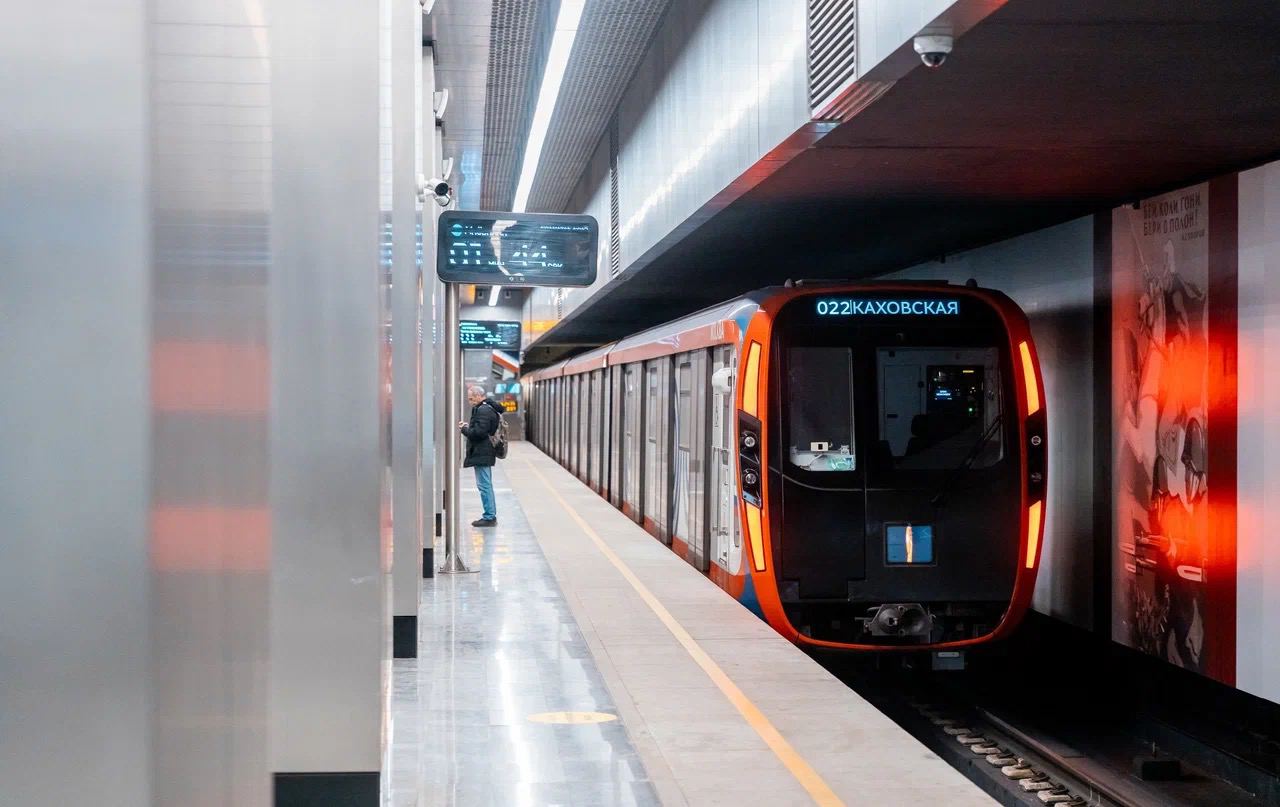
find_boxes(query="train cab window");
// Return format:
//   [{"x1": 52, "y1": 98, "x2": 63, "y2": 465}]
[
  {"x1": 785, "y1": 347, "x2": 855, "y2": 472},
  {"x1": 877, "y1": 348, "x2": 1003, "y2": 471}
]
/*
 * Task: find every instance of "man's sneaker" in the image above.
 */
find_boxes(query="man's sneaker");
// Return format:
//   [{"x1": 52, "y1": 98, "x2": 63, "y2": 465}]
[{"x1": 471, "y1": 517, "x2": 497, "y2": 527}]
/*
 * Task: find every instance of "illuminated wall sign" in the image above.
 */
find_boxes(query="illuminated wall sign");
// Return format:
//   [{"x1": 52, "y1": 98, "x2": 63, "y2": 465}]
[
  {"x1": 459, "y1": 320, "x2": 522, "y2": 351},
  {"x1": 815, "y1": 298, "x2": 960, "y2": 316},
  {"x1": 437, "y1": 210, "x2": 598, "y2": 287}
]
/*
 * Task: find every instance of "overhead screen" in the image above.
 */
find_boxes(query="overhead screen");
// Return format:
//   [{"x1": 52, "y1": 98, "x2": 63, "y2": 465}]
[
  {"x1": 459, "y1": 320, "x2": 521, "y2": 351},
  {"x1": 437, "y1": 210, "x2": 598, "y2": 287}
]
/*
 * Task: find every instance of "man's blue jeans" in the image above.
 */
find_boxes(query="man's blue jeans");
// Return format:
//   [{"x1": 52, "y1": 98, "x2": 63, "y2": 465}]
[{"x1": 474, "y1": 465, "x2": 497, "y2": 520}]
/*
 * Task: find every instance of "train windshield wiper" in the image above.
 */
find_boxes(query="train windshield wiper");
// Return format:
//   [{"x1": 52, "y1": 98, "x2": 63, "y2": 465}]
[{"x1": 929, "y1": 413, "x2": 1003, "y2": 508}]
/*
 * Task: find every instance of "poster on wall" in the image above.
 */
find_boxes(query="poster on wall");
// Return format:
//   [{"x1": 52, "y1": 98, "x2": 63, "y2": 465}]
[{"x1": 1111, "y1": 180, "x2": 1237, "y2": 685}]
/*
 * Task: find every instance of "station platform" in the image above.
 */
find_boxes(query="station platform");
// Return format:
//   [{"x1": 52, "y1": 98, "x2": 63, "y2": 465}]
[{"x1": 389, "y1": 443, "x2": 994, "y2": 806}]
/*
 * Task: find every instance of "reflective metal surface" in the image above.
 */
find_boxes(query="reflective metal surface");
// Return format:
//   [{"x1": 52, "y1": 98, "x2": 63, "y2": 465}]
[
  {"x1": 149, "y1": 1, "x2": 273, "y2": 798},
  {"x1": 388, "y1": 465, "x2": 660, "y2": 806},
  {"x1": 269, "y1": 0, "x2": 385, "y2": 776},
  {"x1": 0, "y1": 4, "x2": 151, "y2": 802},
  {"x1": 392, "y1": 0, "x2": 426, "y2": 625}
]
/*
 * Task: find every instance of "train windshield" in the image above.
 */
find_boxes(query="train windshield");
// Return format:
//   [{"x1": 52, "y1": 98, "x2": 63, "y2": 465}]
[
  {"x1": 876, "y1": 347, "x2": 1003, "y2": 471},
  {"x1": 786, "y1": 347, "x2": 855, "y2": 472}
]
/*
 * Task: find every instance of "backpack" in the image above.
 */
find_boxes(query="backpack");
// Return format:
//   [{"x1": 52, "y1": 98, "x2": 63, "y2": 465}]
[{"x1": 486, "y1": 401, "x2": 509, "y2": 459}]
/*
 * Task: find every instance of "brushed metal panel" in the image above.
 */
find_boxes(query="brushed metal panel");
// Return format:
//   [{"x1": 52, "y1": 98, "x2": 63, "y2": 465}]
[
  {"x1": 392, "y1": 0, "x2": 425, "y2": 620},
  {"x1": 0, "y1": 4, "x2": 152, "y2": 804},
  {"x1": 269, "y1": 0, "x2": 384, "y2": 774},
  {"x1": 148, "y1": 0, "x2": 272, "y2": 800}
]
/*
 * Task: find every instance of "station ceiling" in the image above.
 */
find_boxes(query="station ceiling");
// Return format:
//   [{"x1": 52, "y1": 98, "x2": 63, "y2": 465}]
[
  {"x1": 432, "y1": 0, "x2": 670, "y2": 213},
  {"x1": 522, "y1": 0, "x2": 1280, "y2": 368}
]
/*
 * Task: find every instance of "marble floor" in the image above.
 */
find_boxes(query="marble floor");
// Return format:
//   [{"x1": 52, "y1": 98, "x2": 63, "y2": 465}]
[{"x1": 385, "y1": 463, "x2": 660, "y2": 807}]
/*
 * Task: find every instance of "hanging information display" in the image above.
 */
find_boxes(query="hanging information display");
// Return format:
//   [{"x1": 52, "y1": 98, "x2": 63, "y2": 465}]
[
  {"x1": 436, "y1": 210, "x2": 598, "y2": 287},
  {"x1": 459, "y1": 319, "x2": 522, "y2": 351}
]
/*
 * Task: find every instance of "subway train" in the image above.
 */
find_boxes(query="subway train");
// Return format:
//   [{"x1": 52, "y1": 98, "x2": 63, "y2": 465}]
[{"x1": 523, "y1": 281, "x2": 1047, "y2": 651}]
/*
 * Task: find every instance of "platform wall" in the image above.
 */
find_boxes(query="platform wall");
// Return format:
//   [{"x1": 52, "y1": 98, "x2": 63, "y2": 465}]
[
  {"x1": 884, "y1": 159, "x2": 1280, "y2": 704},
  {"x1": 1234, "y1": 162, "x2": 1280, "y2": 703}
]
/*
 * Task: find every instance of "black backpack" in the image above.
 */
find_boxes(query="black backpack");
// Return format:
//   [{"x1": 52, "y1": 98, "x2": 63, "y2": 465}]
[{"x1": 486, "y1": 401, "x2": 509, "y2": 459}]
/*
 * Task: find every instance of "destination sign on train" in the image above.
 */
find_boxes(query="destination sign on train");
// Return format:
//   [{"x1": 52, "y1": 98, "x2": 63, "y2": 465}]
[
  {"x1": 459, "y1": 319, "x2": 522, "y2": 351},
  {"x1": 437, "y1": 210, "x2": 598, "y2": 287},
  {"x1": 814, "y1": 298, "x2": 960, "y2": 316}
]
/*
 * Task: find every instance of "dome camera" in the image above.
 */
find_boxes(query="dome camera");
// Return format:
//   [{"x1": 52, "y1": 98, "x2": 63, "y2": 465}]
[
  {"x1": 913, "y1": 34, "x2": 953, "y2": 68},
  {"x1": 419, "y1": 174, "x2": 453, "y2": 207}
]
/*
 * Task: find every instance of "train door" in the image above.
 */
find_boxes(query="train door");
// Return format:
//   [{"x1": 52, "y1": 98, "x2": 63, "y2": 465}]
[
  {"x1": 584, "y1": 372, "x2": 594, "y2": 487},
  {"x1": 608, "y1": 365, "x2": 624, "y2": 507},
  {"x1": 574, "y1": 375, "x2": 584, "y2": 478},
  {"x1": 587, "y1": 370, "x2": 600, "y2": 490},
  {"x1": 622, "y1": 363, "x2": 643, "y2": 522},
  {"x1": 710, "y1": 345, "x2": 738, "y2": 571},
  {"x1": 643, "y1": 358, "x2": 670, "y2": 541},
  {"x1": 671, "y1": 352, "x2": 709, "y2": 570},
  {"x1": 673, "y1": 356, "x2": 694, "y2": 561},
  {"x1": 594, "y1": 369, "x2": 607, "y2": 494},
  {"x1": 586, "y1": 374, "x2": 593, "y2": 486},
  {"x1": 556, "y1": 378, "x2": 565, "y2": 462},
  {"x1": 576, "y1": 376, "x2": 586, "y2": 476}
]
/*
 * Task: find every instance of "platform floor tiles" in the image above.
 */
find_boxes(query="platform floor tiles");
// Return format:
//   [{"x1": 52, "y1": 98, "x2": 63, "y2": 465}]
[{"x1": 387, "y1": 443, "x2": 994, "y2": 806}]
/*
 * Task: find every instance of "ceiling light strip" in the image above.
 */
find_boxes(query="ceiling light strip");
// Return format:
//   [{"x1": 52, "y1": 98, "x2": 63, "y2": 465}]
[{"x1": 511, "y1": 0, "x2": 587, "y2": 212}]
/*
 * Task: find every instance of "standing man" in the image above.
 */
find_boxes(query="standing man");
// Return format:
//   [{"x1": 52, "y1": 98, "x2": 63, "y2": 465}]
[{"x1": 459, "y1": 384, "x2": 501, "y2": 526}]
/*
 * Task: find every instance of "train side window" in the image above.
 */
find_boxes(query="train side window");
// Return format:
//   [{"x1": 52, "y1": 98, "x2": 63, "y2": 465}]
[
  {"x1": 876, "y1": 347, "x2": 1003, "y2": 471},
  {"x1": 785, "y1": 347, "x2": 855, "y2": 472}
]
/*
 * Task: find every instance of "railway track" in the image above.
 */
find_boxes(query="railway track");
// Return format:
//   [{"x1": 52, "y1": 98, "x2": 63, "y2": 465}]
[{"x1": 819, "y1": 620, "x2": 1279, "y2": 807}]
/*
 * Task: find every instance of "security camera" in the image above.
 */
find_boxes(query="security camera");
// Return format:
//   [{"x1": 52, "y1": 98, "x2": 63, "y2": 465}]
[
  {"x1": 913, "y1": 34, "x2": 953, "y2": 68},
  {"x1": 420, "y1": 175, "x2": 453, "y2": 207}
]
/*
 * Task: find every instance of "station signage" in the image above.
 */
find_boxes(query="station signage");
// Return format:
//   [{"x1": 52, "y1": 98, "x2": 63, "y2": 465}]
[
  {"x1": 459, "y1": 319, "x2": 522, "y2": 351},
  {"x1": 815, "y1": 298, "x2": 961, "y2": 317},
  {"x1": 437, "y1": 210, "x2": 598, "y2": 287}
]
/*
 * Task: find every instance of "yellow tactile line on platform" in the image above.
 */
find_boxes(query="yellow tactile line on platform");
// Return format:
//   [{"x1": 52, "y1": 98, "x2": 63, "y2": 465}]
[{"x1": 523, "y1": 458, "x2": 846, "y2": 807}]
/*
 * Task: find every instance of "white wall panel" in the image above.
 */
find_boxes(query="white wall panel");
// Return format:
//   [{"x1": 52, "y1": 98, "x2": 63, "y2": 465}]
[
  {"x1": 1236, "y1": 162, "x2": 1280, "y2": 703},
  {"x1": 616, "y1": 0, "x2": 808, "y2": 267},
  {"x1": 857, "y1": 0, "x2": 960, "y2": 75}
]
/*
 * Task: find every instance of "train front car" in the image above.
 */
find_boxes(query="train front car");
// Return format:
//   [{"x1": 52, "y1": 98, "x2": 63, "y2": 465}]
[{"x1": 736, "y1": 283, "x2": 1047, "y2": 651}]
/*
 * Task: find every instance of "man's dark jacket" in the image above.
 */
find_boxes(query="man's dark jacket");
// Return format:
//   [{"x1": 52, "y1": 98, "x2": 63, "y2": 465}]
[{"x1": 461, "y1": 398, "x2": 503, "y2": 467}]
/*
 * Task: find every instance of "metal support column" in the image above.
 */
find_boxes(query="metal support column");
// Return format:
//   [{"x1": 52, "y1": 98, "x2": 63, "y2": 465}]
[{"x1": 438, "y1": 282, "x2": 474, "y2": 574}]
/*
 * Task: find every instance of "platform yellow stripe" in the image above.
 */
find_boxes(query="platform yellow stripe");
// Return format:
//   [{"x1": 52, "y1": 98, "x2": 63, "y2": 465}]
[{"x1": 523, "y1": 457, "x2": 846, "y2": 807}]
